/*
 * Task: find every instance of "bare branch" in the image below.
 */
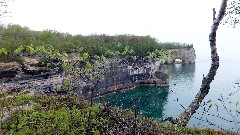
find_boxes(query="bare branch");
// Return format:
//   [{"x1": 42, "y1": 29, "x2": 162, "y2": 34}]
[
  {"x1": 222, "y1": 0, "x2": 240, "y2": 27},
  {"x1": 176, "y1": 0, "x2": 228, "y2": 126}
]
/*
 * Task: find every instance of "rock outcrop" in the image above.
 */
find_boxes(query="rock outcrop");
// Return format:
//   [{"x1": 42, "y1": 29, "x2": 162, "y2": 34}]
[
  {"x1": 0, "y1": 56, "x2": 63, "y2": 94},
  {"x1": 0, "y1": 47, "x2": 196, "y2": 97},
  {"x1": 166, "y1": 48, "x2": 196, "y2": 64},
  {"x1": 79, "y1": 58, "x2": 168, "y2": 98},
  {"x1": 0, "y1": 56, "x2": 168, "y2": 98}
]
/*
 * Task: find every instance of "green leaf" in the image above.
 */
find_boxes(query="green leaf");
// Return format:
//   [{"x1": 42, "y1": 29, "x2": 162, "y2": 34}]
[
  {"x1": 26, "y1": 45, "x2": 36, "y2": 54},
  {"x1": 67, "y1": 63, "x2": 72, "y2": 68},
  {"x1": 47, "y1": 63, "x2": 51, "y2": 67},
  {"x1": 10, "y1": 123, "x2": 16, "y2": 129},
  {"x1": 82, "y1": 53, "x2": 89, "y2": 60},
  {"x1": 117, "y1": 43, "x2": 122, "y2": 47},
  {"x1": 122, "y1": 50, "x2": 127, "y2": 55},
  {"x1": 101, "y1": 55, "x2": 106, "y2": 61},
  {"x1": 53, "y1": 117, "x2": 58, "y2": 125},
  {"x1": 17, "y1": 123, "x2": 23, "y2": 129},
  {"x1": 93, "y1": 61, "x2": 99, "y2": 67},
  {"x1": 0, "y1": 48, "x2": 8, "y2": 55},
  {"x1": 132, "y1": 56, "x2": 137, "y2": 61},
  {"x1": 129, "y1": 49, "x2": 134, "y2": 54},
  {"x1": 69, "y1": 132, "x2": 75, "y2": 135},
  {"x1": 14, "y1": 46, "x2": 24, "y2": 54},
  {"x1": 92, "y1": 119, "x2": 97, "y2": 124},
  {"x1": 98, "y1": 75, "x2": 104, "y2": 79},
  {"x1": 1, "y1": 92, "x2": 7, "y2": 98},
  {"x1": 56, "y1": 85, "x2": 61, "y2": 91},
  {"x1": 79, "y1": 125, "x2": 85, "y2": 130},
  {"x1": 115, "y1": 51, "x2": 121, "y2": 55},
  {"x1": 94, "y1": 130, "x2": 100, "y2": 135},
  {"x1": 77, "y1": 47, "x2": 83, "y2": 52},
  {"x1": 85, "y1": 62, "x2": 91, "y2": 69},
  {"x1": 63, "y1": 53, "x2": 68, "y2": 57},
  {"x1": 94, "y1": 55, "x2": 100, "y2": 60},
  {"x1": 124, "y1": 46, "x2": 129, "y2": 51}
]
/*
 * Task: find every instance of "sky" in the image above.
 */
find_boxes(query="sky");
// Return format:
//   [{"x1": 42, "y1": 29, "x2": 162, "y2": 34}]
[{"x1": 3, "y1": 0, "x2": 240, "y2": 62}]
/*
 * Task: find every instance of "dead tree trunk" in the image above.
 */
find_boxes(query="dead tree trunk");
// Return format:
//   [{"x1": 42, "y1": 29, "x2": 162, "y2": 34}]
[{"x1": 176, "y1": 0, "x2": 228, "y2": 126}]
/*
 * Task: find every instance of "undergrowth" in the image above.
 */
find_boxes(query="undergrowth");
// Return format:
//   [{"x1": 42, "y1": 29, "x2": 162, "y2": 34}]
[{"x1": 0, "y1": 92, "x2": 236, "y2": 135}]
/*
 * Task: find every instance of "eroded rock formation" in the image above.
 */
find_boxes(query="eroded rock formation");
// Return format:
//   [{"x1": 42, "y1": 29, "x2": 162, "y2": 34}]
[
  {"x1": 79, "y1": 59, "x2": 169, "y2": 98},
  {"x1": 166, "y1": 48, "x2": 196, "y2": 64},
  {"x1": 0, "y1": 48, "x2": 196, "y2": 97}
]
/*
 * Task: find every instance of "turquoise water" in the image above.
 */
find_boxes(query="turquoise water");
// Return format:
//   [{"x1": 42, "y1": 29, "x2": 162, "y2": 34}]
[
  {"x1": 95, "y1": 61, "x2": 240, "y2": 133},
  {"x1": 95, "y1": 85, "x2": 169, "y2": 118}
]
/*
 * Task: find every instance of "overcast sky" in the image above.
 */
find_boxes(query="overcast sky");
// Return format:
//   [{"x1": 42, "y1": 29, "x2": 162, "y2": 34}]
[{"x1": 4, "y1": 0, "x2": 240, "y2": 62}]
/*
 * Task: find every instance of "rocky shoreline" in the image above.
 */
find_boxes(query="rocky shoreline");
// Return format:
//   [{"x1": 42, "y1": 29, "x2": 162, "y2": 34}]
[{"x1": 0, "y1": 48, "x2": 196, "y2": 98}]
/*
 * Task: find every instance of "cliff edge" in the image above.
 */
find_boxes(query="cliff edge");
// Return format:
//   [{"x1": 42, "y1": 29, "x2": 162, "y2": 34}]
[{"x1": 166, "y1": 48, "x2": 196, "y2": 64}]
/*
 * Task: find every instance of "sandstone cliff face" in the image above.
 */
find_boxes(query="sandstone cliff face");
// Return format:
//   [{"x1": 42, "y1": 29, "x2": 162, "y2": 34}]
[
  {"x1": 79, "y1": 59, "x2": 168, "y2": 98},
  {"x1": 166, "y1": 48, "x2": 196, "y2": 64}
]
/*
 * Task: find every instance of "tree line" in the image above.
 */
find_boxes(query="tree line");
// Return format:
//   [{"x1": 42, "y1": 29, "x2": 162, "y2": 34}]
[{"x1": 0, "y1": 24, "x2": 193, "y2": 57}]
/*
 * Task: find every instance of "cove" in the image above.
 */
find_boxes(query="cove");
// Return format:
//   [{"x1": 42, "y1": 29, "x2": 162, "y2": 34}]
[
  {"x1": 95, "y1": 61, "x2": 240, "y2": 132},
  {"x1": 95, "y1": 85, "x2": 170, "y2": 118},
  {"x1": 94, "y1": 64, "x2": 197, "y2": 120}
]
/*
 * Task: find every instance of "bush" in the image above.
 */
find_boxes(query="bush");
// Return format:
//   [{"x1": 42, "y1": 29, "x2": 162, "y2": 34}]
[{"x1": 0, "y1": 93, "x2": 233, "y2": 135}]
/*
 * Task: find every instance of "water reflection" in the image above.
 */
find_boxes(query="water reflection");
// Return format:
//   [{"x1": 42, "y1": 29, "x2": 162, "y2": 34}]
[
  {"x1": 95, "y1": 64, "x2": 196, "y2": 119},
  {"x1": 168, "y1": 64, "x2": 196, "y2": 75},
  {"x1": 167, "y1": 64, "x2": 196, "y2": 87},
  {"x1": 163, "y1": 64, "x2": 197, "y2": 119},
  {"x1": 95, "y1": 85, "x2": 169, "y2": 118},
  {"x1": 96, "y1": 62, "x2": 240, "y2": 132}
]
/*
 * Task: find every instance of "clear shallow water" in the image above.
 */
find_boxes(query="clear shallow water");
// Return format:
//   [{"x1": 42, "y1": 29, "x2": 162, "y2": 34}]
[{"x1": 95, "y1": 61, "x2": 240, "y2": 133}]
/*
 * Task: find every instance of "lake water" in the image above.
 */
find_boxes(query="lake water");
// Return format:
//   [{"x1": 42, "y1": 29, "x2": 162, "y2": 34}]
[{"x1": 95, "y1": 60, "x2": 240, "y2": 133}]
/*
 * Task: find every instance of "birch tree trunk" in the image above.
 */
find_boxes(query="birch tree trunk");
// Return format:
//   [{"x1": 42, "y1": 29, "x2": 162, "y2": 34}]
[{"x1": 176, "y1": 0, "x2": 228, "y2": 126}]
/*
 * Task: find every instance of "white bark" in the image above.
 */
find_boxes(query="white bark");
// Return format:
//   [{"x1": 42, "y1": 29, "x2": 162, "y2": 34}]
[{"x1": 176, "y1": 0, "x2": 228, "y2": 126}]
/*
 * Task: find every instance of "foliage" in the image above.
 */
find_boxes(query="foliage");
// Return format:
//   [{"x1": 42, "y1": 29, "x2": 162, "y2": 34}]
[
  {"x1": 161, "y1": 42, "x2": 194, "y2": 50},
  {"x1": 0, "y1": 24, "x2": 199, "y2": 134},
  {"x1": 0, "y1": 38, "x2": 176, "y2": 94},
  {"x1": 1, "y1": 92, "x2": 104, "y2": 134},
  {"x1": 0, "y1": 24, "x2": 193, "y2": 56},
  {"x1": 0, "y1": 92, "x2": 234, "y2": 135}
]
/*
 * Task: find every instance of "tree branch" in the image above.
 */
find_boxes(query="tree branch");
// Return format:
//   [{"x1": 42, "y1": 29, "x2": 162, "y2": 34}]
[{"x1": 175, "y1": 0, "x2": 228, "y2": 126}]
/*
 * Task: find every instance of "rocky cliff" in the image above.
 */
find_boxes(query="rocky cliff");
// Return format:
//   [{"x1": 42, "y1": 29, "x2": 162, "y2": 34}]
[
  {"x1": 0, "y1": 56, "x2": 63, "y2": 95},
  {"x1": 0, "y1": 48, "x2": 195, "y2": 97},
  {"x1": 79, "y1": 58, "x2": 168, "y2": 98},
  {"x1": 165, "y1": 48, "x2": 196, "y2": 64},
  {"x1": 0, "y1": 56, "x2": 168, "y2": 97}
]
